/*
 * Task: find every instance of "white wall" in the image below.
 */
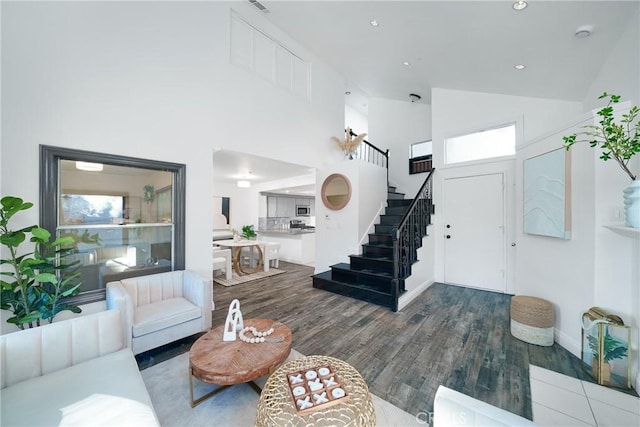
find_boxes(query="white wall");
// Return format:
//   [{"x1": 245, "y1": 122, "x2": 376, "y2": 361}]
[
  {"x1": 572, "y1": 6, "x2": 640, "y2": 389},
  {"x1": 516, "y1": 104, "x2": 640, "y2": 390},
  {"x1": 357, "y1": 161, "x2": 388, "y2": 245},
  {"x1": 368, "y1": 98, "x2": 432, "y2": 197},
  {"x1": 515, "y1": 116, "x2": 596, "y2": 356},
  {"x1": 582, "y1": 6, "x2": 640, "y2": 110},
  {"x1": 431, "y1": 88, "x2": 583, "y2": 296},
  {"x1": 1, "y1": 1, "x2": 345, "y2": 330},
  {"x1": 345, "y1": 104, "x2": 369, "y2": 136},
  {"x1": 314, "y1": 157, "x2": 387, "y2": 273},
  {"x1": 315, "y1": 162, "x2": 360, "y2": 273}
]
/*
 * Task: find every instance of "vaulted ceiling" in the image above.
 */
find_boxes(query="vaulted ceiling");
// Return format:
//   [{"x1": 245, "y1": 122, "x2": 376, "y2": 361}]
[
  {"x1": 260, "y1": 1, "x2": 638, "y2": 112},
  {"x1": 216, "y1": 1, "x2": 638, "y2": 192}
]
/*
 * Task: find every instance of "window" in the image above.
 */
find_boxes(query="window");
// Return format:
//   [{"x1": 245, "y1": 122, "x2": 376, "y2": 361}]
[
  {"x1": 40, "y1": 146, "x2": 186, "y2": 305},
  {"x1": 445, "y1": 123, "x2": 516, "y2": 165},
  {"x1": 156, "y1": 186, "x2": 172, "y2": 223},
  {"x1": 409, "y1": 140, "x2": 432, "y2": 175},
  {"x1": 230, "y1": 12, "x2": 310, "y2": 101}
]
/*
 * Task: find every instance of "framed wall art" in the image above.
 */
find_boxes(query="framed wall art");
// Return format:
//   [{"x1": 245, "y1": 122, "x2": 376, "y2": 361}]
[{"x1": 523, "y1": 147, "x2": 571, "y2": 239}]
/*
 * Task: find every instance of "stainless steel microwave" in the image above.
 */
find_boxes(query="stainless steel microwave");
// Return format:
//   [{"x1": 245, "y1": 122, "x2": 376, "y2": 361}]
[{"x1": 296, "y1": 205, "x2": 311, "y2": 216}]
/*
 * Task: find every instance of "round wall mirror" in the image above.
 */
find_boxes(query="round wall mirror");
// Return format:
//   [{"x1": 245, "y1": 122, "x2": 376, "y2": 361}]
[{"x1": 321, "y1": 173, "x2": 352, "y2": 210}]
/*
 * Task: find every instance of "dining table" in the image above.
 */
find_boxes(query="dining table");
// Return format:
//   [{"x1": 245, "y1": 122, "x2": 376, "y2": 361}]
[{"x1": 214, "y1": 239, "x2": 264, "y2": 276}]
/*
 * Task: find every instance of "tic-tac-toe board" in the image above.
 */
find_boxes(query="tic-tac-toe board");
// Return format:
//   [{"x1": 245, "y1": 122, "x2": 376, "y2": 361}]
[{"x1": 286, "y1": 365, "x2": 350, "y2": 415}]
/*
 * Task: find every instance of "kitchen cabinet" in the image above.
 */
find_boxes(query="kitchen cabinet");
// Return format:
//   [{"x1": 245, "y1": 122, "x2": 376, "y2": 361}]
[
  {"x1": 278, "y1": 197, "x2": 295, "y2": 217},
  {"x1": 267, "y1": 196, "x2": 316, "y2": 218},
  {"x1": 267, "y1": 196, "x2": 278, "y2": 217},
  {"x1": 267, "y1": 196, "x2": 296, "y2": 218}
]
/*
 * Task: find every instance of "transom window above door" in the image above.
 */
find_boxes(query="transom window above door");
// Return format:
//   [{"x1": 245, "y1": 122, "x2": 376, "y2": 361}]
[{"x1": 445, "y1": 123, "x2": 516, "y2": 165}]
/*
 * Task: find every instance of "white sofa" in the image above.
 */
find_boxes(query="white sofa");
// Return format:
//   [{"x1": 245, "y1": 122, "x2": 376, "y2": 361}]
[
  {"x1": 0, "y1": 310, "x2": 158, "y2": 426},
  {"x1": 434, "y1": 385, "x2": 536, "y2": 426},
  {"x1": 106, "y1": 270, "x2": 212, "y2": 355}
]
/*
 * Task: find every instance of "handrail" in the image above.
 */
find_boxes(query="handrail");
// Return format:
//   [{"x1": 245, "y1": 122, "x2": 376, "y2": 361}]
[
  {"x1": 396, "y1": 168, "x2": 435, "y2": 232},
  {"x1": 349, "y1": 129, "x2": 387, "y2": 157},
  {"x1": 347, "y1": 129, "x2": 389, "y2": 186},
  {"x1": 391, "y1": 168, "x2": 435, "y2": 310}
]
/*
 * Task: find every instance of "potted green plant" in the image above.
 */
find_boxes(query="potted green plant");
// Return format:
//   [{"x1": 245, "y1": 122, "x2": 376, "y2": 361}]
[
  {"x1": 587, "y1": 333, "x2": 628, "y2": 384},
  {"x1": 241, "y1": 225, "x2": 257, "y2": 240},
  {"x1": 563, "y1": 92, "x2": 640, "y2": 227},
  {"x1": 0, "y1": 196, "x2": 85, "y2": 329}
]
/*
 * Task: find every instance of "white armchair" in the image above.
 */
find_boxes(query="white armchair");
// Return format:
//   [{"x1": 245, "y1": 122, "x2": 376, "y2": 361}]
[
  {"x1": 213, "y1": 248, "x2": 232, "y2": 280},
  {"x1": 106, "y1": 270, "x2": 212, "y2": 355}
]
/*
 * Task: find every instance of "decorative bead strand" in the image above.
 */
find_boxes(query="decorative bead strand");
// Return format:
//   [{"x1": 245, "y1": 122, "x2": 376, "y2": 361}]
[{"x1": 238, "y1": 325, "x2": 276, "y2": 344}]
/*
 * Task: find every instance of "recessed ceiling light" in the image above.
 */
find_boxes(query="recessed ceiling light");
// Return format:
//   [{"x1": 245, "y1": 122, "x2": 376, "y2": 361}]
[
  {"x1": 514, "y1": 64, "x2": 526, "y2": 70},
  {"x1": 512, "y1": 1, "x2": 528, "y2": 11},
  {"x1": 369, "y1": 19, "x2": 379, "y2": 27},
  {"x1": 345, "y1": 91, "x2": 351, "y2": 95},
  {"x1": 237, "y1": 180, "x2": 251, "y2": 188},
  {"x1": 403, "y1": 61, "x2": 410, "y2": 67},
  {"x1": 575, "y1": 25, "x2": 594, "y2": 39}
]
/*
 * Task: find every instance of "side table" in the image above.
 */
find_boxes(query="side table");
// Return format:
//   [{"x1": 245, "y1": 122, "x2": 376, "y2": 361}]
[{"x1": 256, "y1": 355, "x2": 376, "y2": 427}]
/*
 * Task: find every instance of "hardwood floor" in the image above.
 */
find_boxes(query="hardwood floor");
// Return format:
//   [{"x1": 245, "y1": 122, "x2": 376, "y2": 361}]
[{"x1": 137, "y1": 261, "x2": 597, "y2": 420}]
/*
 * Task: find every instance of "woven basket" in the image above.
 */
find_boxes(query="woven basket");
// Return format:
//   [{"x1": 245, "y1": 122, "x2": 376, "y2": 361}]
[
  {"x1": 510, "y1": 296, "x2": 554, "y2": 346},
  {"x1": 255, "y1": 355, "x2": 376, "y2": 427}
]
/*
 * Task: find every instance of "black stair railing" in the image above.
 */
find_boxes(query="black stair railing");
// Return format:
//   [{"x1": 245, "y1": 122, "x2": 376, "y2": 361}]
[
  {"x1": 391, "y1": 168, "x2": 435, "y2": 310},
  {"x1": 348, "y1": 129, "x2": 389, "y2": 185}
]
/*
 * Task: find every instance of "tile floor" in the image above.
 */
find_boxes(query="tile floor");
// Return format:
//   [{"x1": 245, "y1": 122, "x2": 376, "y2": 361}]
[{"x1": 530, "y1": 365, "x2": 640, "y2": 426}]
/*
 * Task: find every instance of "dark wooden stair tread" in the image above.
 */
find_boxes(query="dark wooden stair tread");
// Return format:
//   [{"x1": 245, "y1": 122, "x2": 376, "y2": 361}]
[{"x1": 312, "y1": 190, "x2": 432, "y2": 311}]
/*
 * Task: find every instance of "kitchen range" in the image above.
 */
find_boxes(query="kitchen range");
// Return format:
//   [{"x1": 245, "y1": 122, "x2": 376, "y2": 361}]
[{"x1": 289, "y1": 219, "x2": 315, "y2": 232}]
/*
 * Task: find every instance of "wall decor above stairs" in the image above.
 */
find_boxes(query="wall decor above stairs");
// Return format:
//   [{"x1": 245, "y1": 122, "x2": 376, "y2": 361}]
[{"x1": 313, "y1": 170, "x2": 435, "y2": 311}]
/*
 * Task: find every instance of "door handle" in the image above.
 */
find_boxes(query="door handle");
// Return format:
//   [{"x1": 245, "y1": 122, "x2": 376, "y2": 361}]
[
  {"x1": 446, "y1": 235, "x2": 451, "y2": 239},
  {"x1": 446, "y1": 224, "x2": 451, "y2": 229}
]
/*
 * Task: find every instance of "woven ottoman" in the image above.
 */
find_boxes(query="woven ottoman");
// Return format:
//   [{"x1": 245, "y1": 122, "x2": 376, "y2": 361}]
[{"x1": 510, "y1": 296, "x2": 554, "y2": 346}]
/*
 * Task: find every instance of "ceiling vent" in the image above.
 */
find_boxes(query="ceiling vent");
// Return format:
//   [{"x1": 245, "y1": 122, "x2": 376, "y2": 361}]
[{"x1": 248, "y1": 0, "x2": 270, "y2": 13}]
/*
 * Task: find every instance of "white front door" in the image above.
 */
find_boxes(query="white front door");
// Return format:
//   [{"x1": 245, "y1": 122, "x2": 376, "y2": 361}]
[{"x1": 443, "y1": 173, "x2": 506, "y2": 292}]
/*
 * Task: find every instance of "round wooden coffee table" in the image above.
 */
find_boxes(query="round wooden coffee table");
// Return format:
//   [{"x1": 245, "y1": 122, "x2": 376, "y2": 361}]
[{"x1": 188, "y1": 318, "x2": 291, "y2": 407}]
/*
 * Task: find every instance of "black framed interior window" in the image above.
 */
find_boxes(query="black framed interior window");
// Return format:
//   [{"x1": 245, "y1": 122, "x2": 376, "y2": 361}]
[{"x1": 40, "y1": 145, "x2": 186, "y2": 305}]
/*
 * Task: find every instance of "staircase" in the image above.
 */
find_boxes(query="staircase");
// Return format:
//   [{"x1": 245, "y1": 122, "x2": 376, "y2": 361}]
[{"x1": 312, "y1": 181, "x2": 433, "y2": 311}]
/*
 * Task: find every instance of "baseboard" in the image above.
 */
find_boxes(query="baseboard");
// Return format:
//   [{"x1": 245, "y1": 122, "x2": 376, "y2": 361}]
[
  {"x1": 554, "y1": 327, "x2": 581, "y2": 358},
  {"x1": 398, "y1": 279, "x2": 434, "y2": 311}
]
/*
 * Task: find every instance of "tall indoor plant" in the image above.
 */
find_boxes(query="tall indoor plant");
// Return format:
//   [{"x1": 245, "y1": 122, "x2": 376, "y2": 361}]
[
  {"x1": 563, "y1": 92, "x2": 640, "y2": 227},
  {"x1": 0, "y1": 196, "x2": 84, "y2": 329}
]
